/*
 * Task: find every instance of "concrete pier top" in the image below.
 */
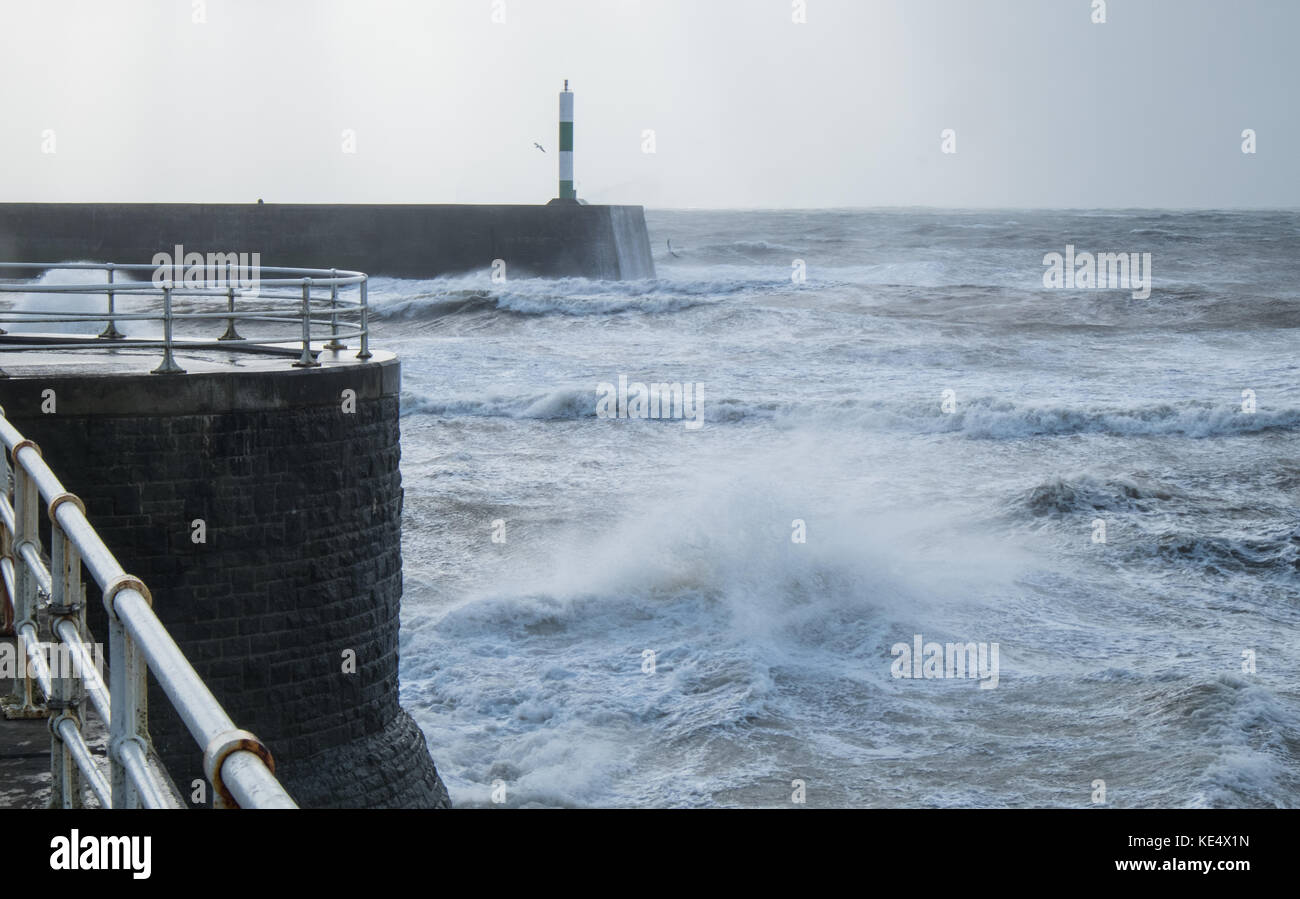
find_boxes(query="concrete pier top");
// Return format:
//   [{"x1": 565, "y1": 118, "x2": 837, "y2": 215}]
[
  {"x1": 0, "y1": 341, "x2": 392, "y2": 376},
  {"x1": 0, "y1": 342, "x2": 399, "y2": 415}
]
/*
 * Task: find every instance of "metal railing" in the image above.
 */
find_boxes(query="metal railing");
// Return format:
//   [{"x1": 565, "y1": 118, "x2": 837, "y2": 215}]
[
  {"x1": 0, "y1": 408, "x2": 296, "y2": 808},
  {"x1": 0, "y1": 262, "x2": 371, "y2": 373}
]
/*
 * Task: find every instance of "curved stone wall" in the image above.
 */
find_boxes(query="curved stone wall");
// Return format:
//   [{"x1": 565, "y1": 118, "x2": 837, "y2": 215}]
[{"x1": 0, "y1": 356, "x2": 450, "y2": 808}]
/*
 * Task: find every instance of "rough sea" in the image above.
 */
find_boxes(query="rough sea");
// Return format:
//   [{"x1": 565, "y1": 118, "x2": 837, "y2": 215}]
[{"x1": 373, "y1": 209, "x2": 1300, "y2": 808}]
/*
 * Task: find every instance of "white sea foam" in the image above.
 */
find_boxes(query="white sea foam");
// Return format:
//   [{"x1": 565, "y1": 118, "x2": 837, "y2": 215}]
[
  {"x1": 400, "y1": 388, "x2": 597, "y2": 420},
  {"x1": 921, "y1": 397, "x2": 1300, "y2": 439},
  {"x1": 2, "y1": 267, "x2": 164, "y2": 338},
  {"x1": 402, "y1": 443, "x2": 1034, "y2": 806},
  {"x1": 391, "y1": 209, "x2": 1300, "y2": 808},
  {"x1": 2, "y1": 267, "x2": 112, "y2": 334}
]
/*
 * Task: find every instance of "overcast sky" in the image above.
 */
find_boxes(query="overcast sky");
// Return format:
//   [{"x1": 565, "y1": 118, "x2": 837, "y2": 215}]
[{"x1": 1, "y1": 0, "x2": 1294, "y2": 208}]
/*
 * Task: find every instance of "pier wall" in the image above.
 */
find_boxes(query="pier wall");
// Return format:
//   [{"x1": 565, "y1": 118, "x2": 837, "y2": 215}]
[
  {"x1": 0, "y1": 359, "x2": 450, "y2": 808},
  {"x1": 0, "y1": 202, "x2": 656, "y2": 280}
]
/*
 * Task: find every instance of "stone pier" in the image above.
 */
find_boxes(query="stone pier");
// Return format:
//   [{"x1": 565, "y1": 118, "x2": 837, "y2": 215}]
[{"x1": 0, "y1": 345, "x2": 450, "y2": 808}]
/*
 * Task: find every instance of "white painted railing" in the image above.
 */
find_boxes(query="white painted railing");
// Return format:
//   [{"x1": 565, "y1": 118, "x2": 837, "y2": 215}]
[
  {"x1": 0, "y1": 261, "x2": 370, "y2": 373},
  {"x1": 0, "y1": 409, "x2": 296, "y2": 809}
]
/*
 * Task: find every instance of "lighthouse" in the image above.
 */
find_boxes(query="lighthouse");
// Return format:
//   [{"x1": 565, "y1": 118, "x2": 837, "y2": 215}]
[{"x1": 556, "y1": 79, "x2": 577, "y2": 203}]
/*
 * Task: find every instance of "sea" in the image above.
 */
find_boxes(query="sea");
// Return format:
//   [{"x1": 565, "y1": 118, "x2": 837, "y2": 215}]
[
  {"x1": 23, "y1": 209, "x2": 1295, "y2": 808},
  {"x1": 377, "y1": 209, "x2": 1300, "y2": 808}
]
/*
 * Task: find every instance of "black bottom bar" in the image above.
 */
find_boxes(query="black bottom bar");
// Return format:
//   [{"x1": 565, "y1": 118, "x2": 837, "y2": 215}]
[{"x1": 2, "y1": 808, "x2": 1279, "y2": 886}]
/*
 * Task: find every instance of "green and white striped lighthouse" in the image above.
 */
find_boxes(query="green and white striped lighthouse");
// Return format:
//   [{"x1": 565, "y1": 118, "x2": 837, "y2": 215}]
[{"x1": 558, "y1": 79, "x2": 576, "y2": 201}]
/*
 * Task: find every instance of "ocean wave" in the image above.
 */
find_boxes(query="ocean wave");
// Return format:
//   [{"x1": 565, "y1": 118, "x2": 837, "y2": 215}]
[
  {"x1": 401, "y1": 388, "x2": 1300, "y2": 439},
  {"x1": 401, "y1": 388, "x2": 597, "y2": 420},
  {"x1": 1, "y1": 267, "x2": 115, "y2": 335},
  {"x1": 400, "y1": 388, "x2": 786, "y2": 423},
  {"x1": 1146, "y1": 676, "x2": 1300, "y2": 808},
  {"x1": 1020, "y1": 474, "x2": 1181, "y2": 516},
  {"x1": 367, "y1": 274, "x2": 767, "y2": 320},
  {"x1": 685, "y1": 239, "x2": 804, "y2": 255},
  {"x1": 401, "y1": 462, "x2": 1033, "y2": 806},
  {"x1": 1152, "y1": 529, "x2": 1299, "y2": 575},
  {"x1": 922, "y1": 398, "x2": 1300, "y2": 439},
  {"x1": 1128, "y1": 227, "x2": 1206, "y2": 240}
]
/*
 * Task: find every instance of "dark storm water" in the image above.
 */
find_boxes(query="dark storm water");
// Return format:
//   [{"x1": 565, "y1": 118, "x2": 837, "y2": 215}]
[{"x1": 377, "y1": 209, "x2": 1299, "y2": 808}]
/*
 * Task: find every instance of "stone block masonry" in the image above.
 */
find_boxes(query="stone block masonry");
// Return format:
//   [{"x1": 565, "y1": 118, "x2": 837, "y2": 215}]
[{"x1": 0, "y1": 355, "x2": 451, "y2": 808}]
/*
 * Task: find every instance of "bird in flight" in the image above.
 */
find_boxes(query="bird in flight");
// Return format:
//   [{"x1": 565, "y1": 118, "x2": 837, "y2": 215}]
[{"x1": 533, "y1": 142, "x2": 546, "y2": 153}]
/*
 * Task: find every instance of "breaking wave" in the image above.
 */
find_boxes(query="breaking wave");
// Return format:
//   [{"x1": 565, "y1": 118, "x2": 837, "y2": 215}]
[
  {"x1": 401, "y1": 388, "x2": 1300, "y2": 440},
  {"x1": 367, "y1": 274, "x2": 768, "y2": 320},
  {"x1": 401, "y1": 388, "x2": 597, "y2": 420},
  {"x1": 389, "y1": 208, "x2": 1300, "y2": 808},
  {"x1": 400, "y1": 388, "x2": 786, "y2": 423},
  {"x1": 921, "y1": 398, "x2": 1300, "y2": 439}
]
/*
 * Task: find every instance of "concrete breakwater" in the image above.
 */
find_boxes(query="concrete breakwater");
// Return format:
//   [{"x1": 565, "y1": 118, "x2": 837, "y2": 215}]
[
  {"x1": 0, "y1": 203, "x2": 656, "y2": 280},
  {"x1": 0, "y1": 350, "x2": 450, "y2": 808}
]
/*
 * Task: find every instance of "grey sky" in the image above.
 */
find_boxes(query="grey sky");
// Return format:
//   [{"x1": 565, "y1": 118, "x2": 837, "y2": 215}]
[{"x1": 1, "y1": 0, "x2": 1294, "y2": 208}]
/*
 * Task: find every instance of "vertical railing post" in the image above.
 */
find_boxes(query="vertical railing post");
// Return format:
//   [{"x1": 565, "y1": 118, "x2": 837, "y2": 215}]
[
  {"x1": 293, "y1": 278, "x2": 319, "y2": 367},
  {"x1": 0, "y1": 430, "x2": 11, "y2": 637},
  {"x1": 4, "y1": 455, "x2": 43, "y2": 718},
  {"x1": 323, "y1": 269, "x2": 344, "y2": 350},
  {"x1": 98, "y1": 264, "x2": 124, "y2": 340},
  {"x1": 48, "y1": 514, "x2": 85, "y2": 808},
  {"x1": 356, "y1": 277, "x2": 371, "y2": 360},
  {"x1": 151, "y1": 284, "x2": 185, "y2": 374},
  {"x1": 218, "y1": 260, "x2": 242, "y2": 341},
  {"x1": 107, "y1": 589, "x2": 147, "y2": 809}
]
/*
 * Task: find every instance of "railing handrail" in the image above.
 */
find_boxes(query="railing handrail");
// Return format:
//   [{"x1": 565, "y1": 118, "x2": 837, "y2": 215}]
[
  {"x1": 0, "y1": 260, "x2": 372, "y2": 371},
  {"x1": 0, "y1": 406, "x2": 297, "y2": 809},
  {"x1": 0, "y1": 260, "x2": 367, "y2": 279}
]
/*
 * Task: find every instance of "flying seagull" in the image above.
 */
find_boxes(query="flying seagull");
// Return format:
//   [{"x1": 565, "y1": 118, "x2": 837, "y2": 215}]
[{"x1": 533, "y1": 142, "x2": 546, "y2": 153}]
